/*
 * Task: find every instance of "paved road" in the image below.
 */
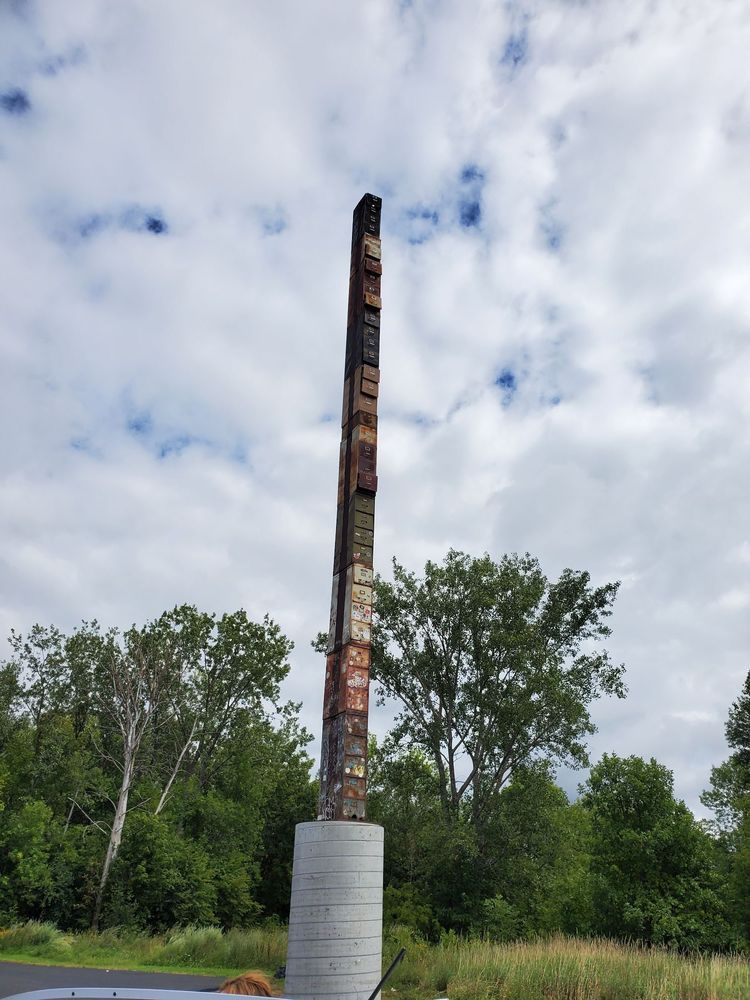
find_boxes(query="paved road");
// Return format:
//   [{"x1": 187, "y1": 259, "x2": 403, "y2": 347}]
[{"x1": 0, "y1": 963, "x2": 221, "y2": 998}]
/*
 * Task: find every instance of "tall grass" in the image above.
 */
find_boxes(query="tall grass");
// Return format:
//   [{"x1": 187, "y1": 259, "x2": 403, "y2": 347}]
[
  {"x1": 383, "y1": 931, "x2": 750, "y2": 1000},
  {"x1": 1, "y1": 922, "x2": 749, "y2": 998}
]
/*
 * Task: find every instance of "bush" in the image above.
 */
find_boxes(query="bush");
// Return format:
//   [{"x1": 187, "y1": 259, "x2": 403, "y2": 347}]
[
  {"x1": 0, "y1": 920, "x2": 72, "y2": 958},
  {"x1": 157, "y1": 925, "x2": 225, "y2": 965},
  {"x1": 384, "y1": 885, "x2": 440, "y2": 940}
]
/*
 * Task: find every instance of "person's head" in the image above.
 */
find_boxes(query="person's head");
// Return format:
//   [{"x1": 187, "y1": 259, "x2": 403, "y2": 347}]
[{"x1": 218, "y1": 971, "x2": 276, "y2": 996}]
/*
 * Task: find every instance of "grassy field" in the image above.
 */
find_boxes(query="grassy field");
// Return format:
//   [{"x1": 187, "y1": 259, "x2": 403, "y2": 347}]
[{"x1": 2, "y1": 922, "x2": 750, "y2": 999}]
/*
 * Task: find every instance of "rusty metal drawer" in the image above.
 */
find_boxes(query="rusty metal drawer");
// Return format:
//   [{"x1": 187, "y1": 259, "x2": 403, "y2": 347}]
[{"x1": 357, "y1": 472, "x2": 377, "y2": 494}]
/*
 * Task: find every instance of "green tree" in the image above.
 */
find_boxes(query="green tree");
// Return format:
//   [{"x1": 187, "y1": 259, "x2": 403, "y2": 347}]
[
  {"x1": 368, "y1": 737, "x2": 484, "y2": 933},
  {"x1": 372, "y1": 550, "x2": 625, "y2": 832},
  {"x1": 583, "y1": 754, "x2": 730, "y2": 950},
  {"x1": 104, "y1": 811, "x2": 218, "y2": 929},
  {"x1": 481, "y1": 763, "x2": 593, "y2": 937},
  {"x1": 2, "y1": 606, "x2": 297, "y2": 931},
  {"x1": 702, "y1": 669, "x2": 750, "y2": 946}
]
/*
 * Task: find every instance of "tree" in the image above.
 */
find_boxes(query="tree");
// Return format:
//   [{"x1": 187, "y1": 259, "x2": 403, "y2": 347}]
[
  {"x1": 0, "y1": 606, "x2": 302, "y2": 931},
  {"x1": 150, "y1": 605, "x2": 294, "y2": 809},
  {"x1": 702, "y1": 669, "x2": 750, "y2": 945},
  {"x1": 583, "y1": 754, "x2": 730, "y2": 950},
  {"x1": 367, "y1": 737, "x2": 482, "y2": 932},
  {"x1": 90, "y1": 605, "x2": 294, "y2": 928},
  {"x1": 480, "y1": 763, "x2": 594, "y2": 937},
  {"x1": 371, "y1": 550, "x2": 625, "y2": 832},
  {"x1": 91, "y1": 619, "x2": 179, "y2": 929}
]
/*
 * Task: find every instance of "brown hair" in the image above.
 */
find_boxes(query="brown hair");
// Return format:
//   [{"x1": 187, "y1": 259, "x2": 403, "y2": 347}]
[{"x1": 218, "y1": 971, "x2": 276, "y2": 996}]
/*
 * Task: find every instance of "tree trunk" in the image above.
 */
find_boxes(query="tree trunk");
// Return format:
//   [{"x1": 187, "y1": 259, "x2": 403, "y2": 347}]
[
  {"x1": 92, "y1": 745, "x2": 134, "y2": 930},
  {"x1": 155, "y1": 720, "x2": 197, "y2": 815}
]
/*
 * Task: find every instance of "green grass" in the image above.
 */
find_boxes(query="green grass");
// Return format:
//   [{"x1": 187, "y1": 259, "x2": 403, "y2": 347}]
[
  {"x1": 0, "y1": 922, "x2": 287, "y2": 980},
  {"x1": 2, "y1": 922, "x2": 750, "y2": 999}
]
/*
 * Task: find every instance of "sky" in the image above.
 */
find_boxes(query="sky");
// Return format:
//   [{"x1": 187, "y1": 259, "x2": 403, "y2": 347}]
[{"x1": 1, "y1": 0, "x2": 749, "y2": 817}]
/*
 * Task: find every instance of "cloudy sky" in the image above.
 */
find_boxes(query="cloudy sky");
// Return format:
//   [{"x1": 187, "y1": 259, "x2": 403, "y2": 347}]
[{"x1": 1, "y1": 0, "x2": 748, "y2": 815}]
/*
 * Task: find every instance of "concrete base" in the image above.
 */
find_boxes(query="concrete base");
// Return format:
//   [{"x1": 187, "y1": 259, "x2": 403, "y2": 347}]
[{"x1": 285, "y1": 821, "x2": 384, "y2": 1000}]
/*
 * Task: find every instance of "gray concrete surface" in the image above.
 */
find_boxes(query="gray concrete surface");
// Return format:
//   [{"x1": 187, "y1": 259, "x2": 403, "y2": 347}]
[
  {"x1": 0, "y1": 963, "x2": 220, "y2": 998},
  {"x1": 285, "y1": 821, "x2": 383, "y2": 1000}
]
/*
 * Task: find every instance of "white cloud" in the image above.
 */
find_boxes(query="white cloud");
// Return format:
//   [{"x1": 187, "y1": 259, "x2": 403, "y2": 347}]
[{"x1": 1, "y1": 0, "x2": 748, "y2": 817}]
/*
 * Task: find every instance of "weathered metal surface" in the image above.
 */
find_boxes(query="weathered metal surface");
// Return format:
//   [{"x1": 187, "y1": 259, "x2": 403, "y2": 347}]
[
  {"x1": 343, "y1": 643, "x2": 370, "y2": 670},
  {"x1": 354, "y1": 510, "x2": 374, "y2": 530},
  {"x1": 319, "y1": 710, "x2": 371, "y2": 820},
  {"x1": 319, "y1": 193, "x2": 381, "y2": 823},
  {"x1": 349, "y1": 408, "x2": 378, "y2": 431},
  {"x1": 352, "y1": 562, "x2": 374, "y2": 584},
  {"x1": 341, "y1": 797, "x2": 366, "y2": 820},
  {"x1": 349, "y1": 621, "x2": 371, "y2": 643},
  {"x1": 326, "y1": 572, "x2": 340, "y2": 653},
  {"x1": 352, "y1": 581, "x2": 372, "y2": 603},
  {"x1": 322, "y1": 641, "x2": 372, "y2": 719},
  {"x1": 355, "y1": 393, "x2": 378, "y2": 417},
  {"x1": 354, "y1": 494, "x2": 375, "y2": 516},
  {"x1": 352, "y1": 542, "x2": 373, "y2": 566},
  {"x1": 348, "y1": 434, "x2": 377, "y2": 494},
  {"x1": 350, "y1": 524, "x2": 374, "y2": 546},
  {"x1": 363, "y1": 274, "x2": 381, "y2": 297},
  {"x1": 350, "y1": 423, "x2": 377, "y2": 447},
  {"x1": 363, "y1": 236, "x2": 381, "y2": 260},
  {"x1": 358, "y1": 471, "x2": 378, "y2": 494},
  {"x1": 346, "y1": 674, "x2": 369, "y2": 713},
  {"x1": 322, "y1": 651, "x2": 338, "y2": 719}
]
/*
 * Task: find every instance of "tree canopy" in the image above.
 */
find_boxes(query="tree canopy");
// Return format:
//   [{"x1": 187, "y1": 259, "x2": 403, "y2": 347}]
[{"x1": 371, "y1": 550, "x2": 625, "y2": 829}]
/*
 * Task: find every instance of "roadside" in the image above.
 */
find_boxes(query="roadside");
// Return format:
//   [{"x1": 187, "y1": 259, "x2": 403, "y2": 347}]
[{"x1": 0, "y1": 961, "x2": 222, "y2": 998}]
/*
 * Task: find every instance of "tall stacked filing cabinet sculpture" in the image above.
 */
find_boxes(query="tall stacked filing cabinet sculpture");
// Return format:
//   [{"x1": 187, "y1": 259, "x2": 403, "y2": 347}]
[
  {"x1": 320, "y1": 192, "x2": 382, "y2": 822},
  {"x1": 285, "y1": 195, "x2": 385, "y2": 1000}
]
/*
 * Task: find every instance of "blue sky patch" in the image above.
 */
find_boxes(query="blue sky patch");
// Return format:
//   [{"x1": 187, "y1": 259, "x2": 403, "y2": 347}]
[
  {"x1": 457, "y1": 162, "x2": 484, "y2": 230},
  {"x1": 127, "y1": 410, "x2": 153, "y2": 436},
  {"x1": 40, "y1": 45, "x2": 87, "y2": 76},
  {"x1": 72, "y1": 207, "x2": 169, "y2": 241},
  {"x1": 495, "y1": 368, "x2": 518, "y2": 406},
  {"x1": 158, "y1": 433, "x2": 198, "y2": 459},
  {"x1": 405, "y1": 204, "x2": 440, "y2": 244},
  {"x1": 460, "y1": 164, "x2": 484, "y2": 184},
  {"x1": 78, "y1": 214, "x2": 108, "y2": 239},
  {"x1": 459, "y1": 200, "x2": 481, "y2": 228},
  {"x1": 405, "y1": 412, "x2": 439, "y2": 428},
  {"x1": 262, "y1": 217, "x2": 286, "y2": 235},
  {"x1": 120, "y1": 206, "x2": 168, "y2": 235},
  {"x1": 501, "y1": 29, "x2": 528, "y2": 71},
  {"x1": 145, "y1": 215, "x2": 167, "y2": 234},
  {"x1": 1, "y1": 88, "x2": 31, "y2": 115},
  {"x1": 257, "y1": 205, "x2": 287, "y2": 236},
  {"x1": 539, "y1": 201, "x2": 565, "y2": 252}
]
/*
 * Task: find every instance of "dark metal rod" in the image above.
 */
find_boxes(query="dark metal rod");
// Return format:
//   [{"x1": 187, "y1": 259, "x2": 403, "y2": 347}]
[{"x1": 365, "y1": 947, "x2": 406, "y2": 1000}]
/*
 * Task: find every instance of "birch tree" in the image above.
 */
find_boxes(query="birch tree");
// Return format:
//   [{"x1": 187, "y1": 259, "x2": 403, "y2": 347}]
[{"x1": 91, "y1": 619, "x2": 178, "y2": 930}]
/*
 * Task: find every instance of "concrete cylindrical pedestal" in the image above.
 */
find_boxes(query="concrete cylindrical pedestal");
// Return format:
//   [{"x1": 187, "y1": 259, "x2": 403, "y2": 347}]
[{"x1": 285, "y1": 821, "x2": 384, "y2": 1000}]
